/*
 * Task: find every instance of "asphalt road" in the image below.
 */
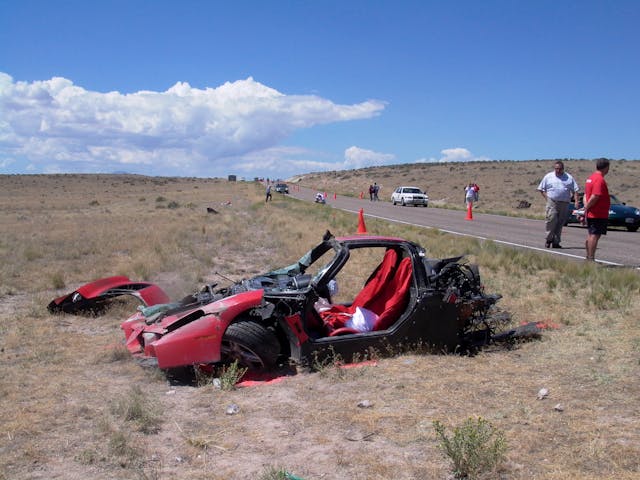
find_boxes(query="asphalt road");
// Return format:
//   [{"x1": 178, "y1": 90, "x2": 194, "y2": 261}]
[{"x1": 287, "y1": 187, "x2": 639, "y2": 268}]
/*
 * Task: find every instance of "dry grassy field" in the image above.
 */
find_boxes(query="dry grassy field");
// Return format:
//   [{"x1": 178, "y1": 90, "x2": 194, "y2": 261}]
[{"x1": 1, "y1": 167, "x2": 639, "y2": 480}]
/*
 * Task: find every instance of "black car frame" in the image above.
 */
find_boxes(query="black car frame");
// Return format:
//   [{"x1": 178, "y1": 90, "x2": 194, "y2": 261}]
[
  {"x1": 566, "y1": 194, "x2": 640, "y2": 232},
  {"x1": 122, "y1": 231, "x2": 510, "y2": 372}
]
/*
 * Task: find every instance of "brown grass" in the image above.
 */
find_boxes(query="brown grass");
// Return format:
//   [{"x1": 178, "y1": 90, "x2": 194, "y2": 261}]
[{"x1": 0, "y1": 170, "x2": 639, "y2": 479}]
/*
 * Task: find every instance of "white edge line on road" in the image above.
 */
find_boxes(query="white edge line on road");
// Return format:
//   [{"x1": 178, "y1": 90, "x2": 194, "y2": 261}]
[{"x1": 339, "y1": 208, "x2": 624, "y2": 267}]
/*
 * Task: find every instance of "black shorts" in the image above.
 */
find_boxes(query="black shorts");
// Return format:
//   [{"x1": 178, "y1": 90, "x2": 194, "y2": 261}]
[{"x1": 587, "y1": 218, "x2": 608, "y2": 235}]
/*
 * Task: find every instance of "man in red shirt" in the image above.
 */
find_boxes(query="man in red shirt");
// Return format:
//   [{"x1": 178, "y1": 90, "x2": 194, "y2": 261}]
[{"x1": 583, "y1": 158, "x2": 611, "y2": 261}]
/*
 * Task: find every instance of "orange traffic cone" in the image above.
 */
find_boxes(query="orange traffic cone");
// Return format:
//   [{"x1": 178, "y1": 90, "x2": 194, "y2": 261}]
[
  {"x1": 465, "y1": 202, "x2": 473, "y2": 220},
  {"x1": 333, "y1": 192, "x2": 337, "y2": 200},
  {"x1": 359, "y1": 191, "x2": 364, "y2": 199},
  {"x1": 357, "y1": 208, "x2": 367, "y2": 234}
]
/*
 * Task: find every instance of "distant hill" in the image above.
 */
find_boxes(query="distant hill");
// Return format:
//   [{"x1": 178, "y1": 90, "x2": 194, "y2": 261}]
[{"x1": 294, "y1": 159, "x2": 640, "y2": 216}]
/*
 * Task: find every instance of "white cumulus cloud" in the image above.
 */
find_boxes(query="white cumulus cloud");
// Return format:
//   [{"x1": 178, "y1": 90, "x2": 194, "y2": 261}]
[
  {"x1": 416, "y1": 147, "x2": 491, "y2": 163},
  {"x1": 0, "y1": 72, "x2": 385, "y2": 177},
  {"x1": 343, "y1": 146, "x2": 395, "y2": 169}
]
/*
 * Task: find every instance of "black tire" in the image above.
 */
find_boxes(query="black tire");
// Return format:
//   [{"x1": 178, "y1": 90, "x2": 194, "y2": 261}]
[
  {"x1": 221, "y1": 320, "x2": 280, "y2": 370},
  {"x1": 627, "y1": 225, "x2": 639, "y2": 232},
  {"x1": 392, "y1": 199, "x2": 397, "y2": 205}
]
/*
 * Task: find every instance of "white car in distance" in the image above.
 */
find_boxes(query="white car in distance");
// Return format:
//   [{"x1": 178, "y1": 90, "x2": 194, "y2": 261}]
[{"x1": 391, "y1": 186, "x2": 429, "y2": 207}]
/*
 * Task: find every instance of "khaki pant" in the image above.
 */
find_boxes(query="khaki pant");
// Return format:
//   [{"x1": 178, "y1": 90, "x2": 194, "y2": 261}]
[{"x1": 545, "y1": 199, "x2": 570, "y2": 245}]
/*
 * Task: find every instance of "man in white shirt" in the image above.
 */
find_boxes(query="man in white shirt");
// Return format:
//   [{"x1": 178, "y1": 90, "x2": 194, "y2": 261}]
[{"x1": 537, "y1": 161, "x2": 580, "y2": 248}]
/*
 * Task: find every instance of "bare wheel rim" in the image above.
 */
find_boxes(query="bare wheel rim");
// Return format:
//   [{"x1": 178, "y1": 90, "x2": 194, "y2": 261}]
[{"x1": 220, "y1": 340, "x2": 266, "y2": 370}]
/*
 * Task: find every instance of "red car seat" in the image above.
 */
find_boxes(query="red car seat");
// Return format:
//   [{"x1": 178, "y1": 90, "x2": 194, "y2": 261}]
[
  {"x1": 372, "y1": 257, "x2": 413, "y2": 331},
  {"x1": 320, "y1": 248, "x2": 398, "y2": 329},
  {"x1": 322, "y1": 251, "x2": 413, "y2": 334}
]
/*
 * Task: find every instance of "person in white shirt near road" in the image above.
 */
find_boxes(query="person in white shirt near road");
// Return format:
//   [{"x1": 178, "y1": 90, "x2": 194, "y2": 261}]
[{"x1": 537, "y1": 161, "x2": 580, "y2": 248}]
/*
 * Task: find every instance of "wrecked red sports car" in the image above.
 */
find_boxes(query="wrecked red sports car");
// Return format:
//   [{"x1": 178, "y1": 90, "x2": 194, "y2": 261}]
[{"x1": 122, "y1": 231, "x2": 509, "y2": 371}]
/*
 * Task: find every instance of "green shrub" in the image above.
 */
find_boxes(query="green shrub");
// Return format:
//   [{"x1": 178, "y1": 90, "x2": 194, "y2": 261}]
[
  {"x1": 259, "y1": 466, "x2": 302, "y2": 480},
  {"x1": 217, "y1": 360, "x2": 248, "y2": 390},
  {"x1": 311, "y1": 347, "x2": 345, "y2": 378},
  {"x1": 433, "y1": 416, "x2": 507, "y2": 479}
]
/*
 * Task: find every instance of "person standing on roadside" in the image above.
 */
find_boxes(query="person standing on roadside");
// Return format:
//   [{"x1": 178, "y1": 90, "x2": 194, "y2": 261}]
[
  {"x1": 265, "y1": 183, "x2": 272, "y2": 202},
  {"x1": 584, "y1": 158, "x2": 611, "y2": 261},
  {"x1": 537, "y1": 161, "x2": 580, "y2": 248},
  {"x1": 465, "y1": 183, "x2": 476, "y2": 207}
]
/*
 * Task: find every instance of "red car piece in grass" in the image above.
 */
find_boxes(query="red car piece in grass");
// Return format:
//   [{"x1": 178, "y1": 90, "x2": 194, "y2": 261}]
[{"x1": 48, "y1": 275, "x2": 170, "y2": 314}]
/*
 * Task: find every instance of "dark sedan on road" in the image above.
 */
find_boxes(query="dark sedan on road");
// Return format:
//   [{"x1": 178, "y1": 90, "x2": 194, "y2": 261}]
[{"x1": 567, "y1": 194, "x2": 640, "y2": 232}]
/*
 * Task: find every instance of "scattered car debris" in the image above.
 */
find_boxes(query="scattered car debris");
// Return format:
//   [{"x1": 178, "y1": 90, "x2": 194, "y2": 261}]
[
  {"x1": 491, "y1": 320, "x2": 559, "y2": 343},
  {"x1": 48, "y1": 276, "x2": 170, "y2": 314},
  {"x1": 553, "y1": 403, "x2": 564, "y2": 412},
  {"x1": 345, "y1": 430, "x2": 377, "y2": 442},
  {"x1": 206, "y1": 200, "x2": 233, "y2": 213},
  {"x1": 537, "y1": 388, "x2": 549, "y2": 400}
]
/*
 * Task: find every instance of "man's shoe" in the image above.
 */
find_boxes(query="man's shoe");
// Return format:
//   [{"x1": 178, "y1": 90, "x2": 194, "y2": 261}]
[
  {"x1": 545, "y1": 241, "x2": 551, "y2": 248},
  {"x1": 552, "y1": 243, "x2": 562, "y2": 248}
]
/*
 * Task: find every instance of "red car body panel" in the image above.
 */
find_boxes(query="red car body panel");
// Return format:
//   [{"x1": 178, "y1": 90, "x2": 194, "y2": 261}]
[
  {"x1": 283, "y1": 313, "x2": 309, "y2": 346},
  {"x1": 76, "y1": 276, "x2": 170, "y2": 307},
  {"x1": 48, "y1": 275, "x2": 170, "y2": 314},
  {"x1": 123, "y1": 289, "x2": 264, "y2": 369},
  {"x1": 75, "y1": 275, "x2": 140, "y2": 297}
]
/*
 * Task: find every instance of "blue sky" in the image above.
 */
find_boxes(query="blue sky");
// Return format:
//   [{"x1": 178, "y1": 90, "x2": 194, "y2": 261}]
[{"x1": 1, "y1": 0, "x2": 639, "y2": 179}]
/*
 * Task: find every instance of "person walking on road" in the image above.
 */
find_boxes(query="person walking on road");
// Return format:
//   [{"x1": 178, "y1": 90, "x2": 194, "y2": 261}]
[
  {"x1": 537, "y1": 161, "x2": 580, "y2": 248},
  {"x1": 583, "y1": 158, "x2": 611, "y2": 261},
  {"x1": 265, "y1": 184, "x2": 272, "y2": 202}
]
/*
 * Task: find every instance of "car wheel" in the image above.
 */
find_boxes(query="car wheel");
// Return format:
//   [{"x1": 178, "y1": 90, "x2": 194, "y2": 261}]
[
  {"x1": 221, "y1": 320, "x2": 280, "y2": 370},
  {"x1": 627, "y1": 225, "x2": 639, "y2": 232},
  {"x1": 392, "y1": 199, "x2": 397, "y2": 205}
]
